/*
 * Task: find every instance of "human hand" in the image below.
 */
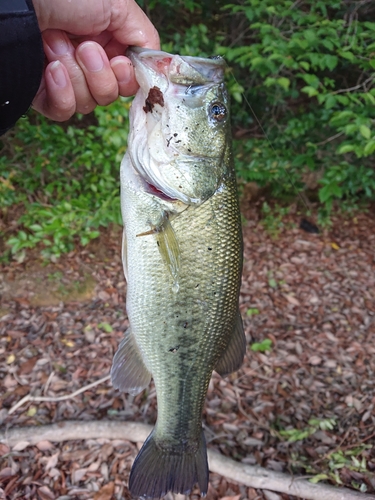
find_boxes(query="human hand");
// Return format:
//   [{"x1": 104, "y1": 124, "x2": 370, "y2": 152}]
[{"x1": 31, "y1": 0, "x2": 160, "y2": 121}]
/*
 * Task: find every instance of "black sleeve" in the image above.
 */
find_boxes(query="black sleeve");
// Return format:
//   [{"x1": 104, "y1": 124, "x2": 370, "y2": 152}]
[{"x1": 0, "y1": 0, "x2": 44, "y2": 136}]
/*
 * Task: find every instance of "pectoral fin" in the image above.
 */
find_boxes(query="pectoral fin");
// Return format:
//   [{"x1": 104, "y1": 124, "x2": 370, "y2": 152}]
[
  {"x1": 111, "y1": 328, "x2": 151, "y2": 395},
  {"x1": 156, "y1": 216, "x2": 180, "y2": 282},
  {"x1": 215, "y1": 312, "x2": 246, "y2": 377}
]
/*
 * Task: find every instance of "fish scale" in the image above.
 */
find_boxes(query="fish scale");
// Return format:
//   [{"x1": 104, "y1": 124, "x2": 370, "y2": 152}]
[{"x1": 111, "y1": 47, "x2": 245, "y2": 498}]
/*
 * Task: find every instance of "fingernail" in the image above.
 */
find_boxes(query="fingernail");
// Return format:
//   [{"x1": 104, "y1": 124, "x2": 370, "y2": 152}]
[
  {"x1": 111, "y1": 60, "x2": 131, "y2": 84},
  {"x1": 47, "y1": 36, "x2": 69, "y2": 56},
  {"x1": 50, "y1": 61, "x2": 67, "y2": 88},
  {"x1": 78, "y1": 43, "x2": 104, "y2": 72}
]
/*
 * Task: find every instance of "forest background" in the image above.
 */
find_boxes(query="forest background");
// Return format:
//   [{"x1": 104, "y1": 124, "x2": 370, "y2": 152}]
[{"x1": 0, "y1": 0, "x2": 375, "y2": 258}]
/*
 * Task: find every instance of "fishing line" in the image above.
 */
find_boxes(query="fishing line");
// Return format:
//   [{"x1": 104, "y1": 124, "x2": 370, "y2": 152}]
[{"x1": 226, "y1": 66, "x2": 313, "y2": 215}]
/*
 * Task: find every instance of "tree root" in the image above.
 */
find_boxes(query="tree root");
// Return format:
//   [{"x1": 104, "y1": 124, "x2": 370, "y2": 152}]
[{"x1": 1, "y1": 420, "x2": 373, "y2": 500}]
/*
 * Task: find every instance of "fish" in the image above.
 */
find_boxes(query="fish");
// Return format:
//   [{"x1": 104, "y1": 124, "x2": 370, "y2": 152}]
[{"x1": 111, "y1": 47, "x2": 245, "y2": 499}]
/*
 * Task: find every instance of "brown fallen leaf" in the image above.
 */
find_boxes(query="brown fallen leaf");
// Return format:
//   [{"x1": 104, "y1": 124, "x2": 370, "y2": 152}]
[
  {"x1": 36, "y1": 440, "x2": 55, "y2": 451},
  {"x1": 308, "y1": 355, "x2": 322, "y2": 365},
  {"x1": 285, "y1": 294, "x2": 301, "y2": 306},
  {"x1": 0, "y1": 444, "x2": 10, "y2": 456},
  {"x1": 37, "y1": 485, "x2": 55, "y2": 500},
  {"x1": 93, "y1": 481, "x2": 115, "y2": 500},
  {"x1": 45, "y1": 451, "x2": 60, "y2": 471},
  {"x1": 19, "y1": 356, "x2": 38, "y2": 374}
]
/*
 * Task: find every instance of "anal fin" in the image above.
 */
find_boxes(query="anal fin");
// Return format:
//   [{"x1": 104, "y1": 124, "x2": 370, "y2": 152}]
[
  {"x1": 111, "y1": 328, "x2": 151, "y2": 395},
  {"x1": 215, "y1": 311, "x2": 246, "y2": 377}
]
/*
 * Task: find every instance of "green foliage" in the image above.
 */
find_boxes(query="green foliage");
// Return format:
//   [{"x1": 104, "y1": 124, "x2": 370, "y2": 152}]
[
  {"x1": 0, "y1": 98, "x2": 131, "y2": 258},
  {"x1": 246, "y1": 307, "x2": 260, "y2": 316},
  {"x1": 215, "y1": 0, "x2": 375, "y2": 213},
  {"x1": 260, "y1": 202, "x2": 291, "y2": 237},
  {"x1": 309, "y1": 444, "x2": 372, "y2": 492},
  {"x1": 277, "y1": 417, "x2": 336, "y2": 442},
  {"x1": 250, "y1": 338, "x2": 273, "y2": 352},
  {"x1": 98, "y1": 322, "x2": 114, "y2": 333}
]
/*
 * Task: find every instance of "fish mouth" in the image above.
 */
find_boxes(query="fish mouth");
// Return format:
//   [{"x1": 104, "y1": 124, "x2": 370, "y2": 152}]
[
  {"x1": 127, "y1": 46, "x2": 226, "y2": 94},
  {"x1": 145, "y1": 180, "x2": 178, "y2": 202}
]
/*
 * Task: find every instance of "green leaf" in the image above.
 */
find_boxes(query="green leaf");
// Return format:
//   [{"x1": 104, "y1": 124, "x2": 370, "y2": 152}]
[
  {"x1": 339, "y1": 51, "x2": 354, "y2": 62},
  {"x1": 299, "y1": 61, "x2": 310, "y2": 71},
  {"x1": 251, "y1": 338, "x2": 272, "y2": 352},
  {"x1": 360, "y1": 125, "x2": 371, "y2": 139},
  {"x1": 246, "y1": 308, "x2": 260, "y2": 316},
  {"x1": 363, "y1": 22, "x2": 375, "y2": 31},
  {"x1": 363, "y1": 140, "x2": 375, "y2": 156},
  {"x1": 310, "y1": 474, "x2": 329, "y2": 484},
  {"x1": 324, "y1": 55, "x2": 338, "y2": 71},
  {"x1": 277, "y1": 77, "x2": 290, "y2": 90},
  {"x1": 324, "y1": 95, "x2": 337, "y2": 109},
  {"x1": 268, "y1": 278, "x2": 277, "y2": 288},
  {"x1": 319, "y1": 184, "x2": 333, "y2": 203},
  {"x1": 337, "y1": 144, "x2": 355, "y2": 154},
  {"x1": 301, "y1": 86, "x2": 318, "y2": 97},
  {"x1": 98, "y1": 322, "x2": 113, "y2": 333}
]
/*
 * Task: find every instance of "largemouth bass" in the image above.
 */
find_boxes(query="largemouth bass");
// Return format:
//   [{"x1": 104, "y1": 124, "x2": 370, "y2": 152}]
[{"x1": 111, "y1": 47, "x2": 245, "y2": 498}]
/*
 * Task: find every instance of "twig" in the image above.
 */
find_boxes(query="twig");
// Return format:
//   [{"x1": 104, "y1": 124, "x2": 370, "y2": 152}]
[
  {"x1": 7, "y1": 374, "x2": 111, "y2": 415},
  {"x1": 43, "y1": 370, "x2": 55, "y2": 396},
  {"x1": 0, "y1": 421, "x2": 373, "y2": 500},
  {"x1": 233, "y1": 387, "x2": 271, "y2": 431},
  {"x1": 314, "y1": 131, "x2": 345, "y2": 147},
  {"x1": 332, "y1": 76, "x2": 374, "y2": 95}
]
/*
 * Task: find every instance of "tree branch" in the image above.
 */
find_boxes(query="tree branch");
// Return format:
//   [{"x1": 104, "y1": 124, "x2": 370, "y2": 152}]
[
  {"x1": 7, "y1": 375, "x2": 111, "y2": 415},
  {"x1": 1, "y1": 420, "x2": 373, "y2": 500}
]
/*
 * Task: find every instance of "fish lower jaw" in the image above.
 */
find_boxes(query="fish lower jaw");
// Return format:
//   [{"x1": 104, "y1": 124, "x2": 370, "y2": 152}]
[{"x1": 143, "y1": 177, "x2": 201, "y2": 205}]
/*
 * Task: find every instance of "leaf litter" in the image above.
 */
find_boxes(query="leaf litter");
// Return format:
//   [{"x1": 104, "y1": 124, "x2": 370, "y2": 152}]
[{"x1": 0, "y1": 206, "x2": 375, "y2": 499}]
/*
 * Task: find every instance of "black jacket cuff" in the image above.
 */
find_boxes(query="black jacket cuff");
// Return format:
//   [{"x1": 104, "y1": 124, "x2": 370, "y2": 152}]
[{"x1": 0, "y1": 0, "x2": 44, "y2": 136}]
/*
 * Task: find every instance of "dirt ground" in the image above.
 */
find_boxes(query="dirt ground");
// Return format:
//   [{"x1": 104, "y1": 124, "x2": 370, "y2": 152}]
[{"x1": 0, "y1": 202, "x2": 375, "y2": 499}]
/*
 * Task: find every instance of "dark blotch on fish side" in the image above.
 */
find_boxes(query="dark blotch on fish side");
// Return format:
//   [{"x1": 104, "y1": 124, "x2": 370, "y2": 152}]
[
  {"x1": 143, "y1": 86, "x2": 164, "y2": 113},
  {"x1": 169, "y1": 346, "x2": 180, "y2": 353},
  {"x1": 300, "y1": 218, "x2": 320, "y2": 234}
]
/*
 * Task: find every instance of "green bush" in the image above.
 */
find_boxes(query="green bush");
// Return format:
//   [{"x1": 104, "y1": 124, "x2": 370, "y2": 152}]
[
  {"x1": 217, "y1": 0, "x2": 375, "y2": 210},
  {"x1": 0, "y1": 98, "x2": 131, "y2": 259}
]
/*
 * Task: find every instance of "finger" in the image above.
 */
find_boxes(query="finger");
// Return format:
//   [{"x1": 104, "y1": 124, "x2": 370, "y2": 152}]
[
  {"x1": 103, "y1": 38, "x2": 128, "y2": 60},
  {"x1": 42, "y1": 29, "x2": 97, "y2": 114},
  {"x1": 110, "y1": 56, "x2": 139, "y2": 97},
  {"x1": 68, "y1": 31, "x2": 113, "y2": 50},
  {"x1": 76, "y1": 42, "x2": 119, "y2": 106},
  {"x1": 109, "y1": 1, "x2": 160, "y2": 50},
  {"x1": 32, "y1": 61, "x2": 76, "y2": 121}
]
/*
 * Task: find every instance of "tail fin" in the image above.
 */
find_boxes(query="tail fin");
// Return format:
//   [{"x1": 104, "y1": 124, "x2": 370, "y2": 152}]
[{"x1": 129, "y1": 429, "x2": 208, "y2": 498}]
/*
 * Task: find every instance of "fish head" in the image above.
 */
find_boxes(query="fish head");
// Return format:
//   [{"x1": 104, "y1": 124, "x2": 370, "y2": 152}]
[{"x1": 127, "y1": 48, "x2": 231, "y2": 205}]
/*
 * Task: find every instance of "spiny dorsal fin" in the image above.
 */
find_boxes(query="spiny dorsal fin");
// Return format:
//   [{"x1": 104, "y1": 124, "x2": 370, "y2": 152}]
[{"x1": 215, "y1": 311, "x2": 246, "y2": 376}]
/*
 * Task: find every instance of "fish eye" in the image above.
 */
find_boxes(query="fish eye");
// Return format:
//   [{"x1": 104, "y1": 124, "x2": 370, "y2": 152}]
[{"x1": 209, "y1": 102, "x2": 227, "y2": 122}]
